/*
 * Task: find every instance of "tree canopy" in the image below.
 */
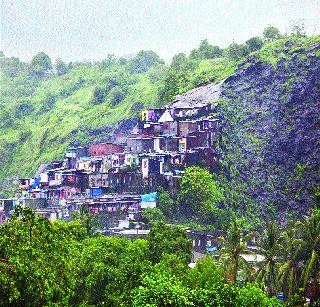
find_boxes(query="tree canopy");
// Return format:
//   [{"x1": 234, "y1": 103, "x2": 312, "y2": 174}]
[{"x1": 29, "y1": 52, "x2": 52, "y2": 77}]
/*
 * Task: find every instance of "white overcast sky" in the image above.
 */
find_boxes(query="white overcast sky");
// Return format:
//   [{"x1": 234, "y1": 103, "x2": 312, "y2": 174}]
[{"x1": 1, "y1": 0, "x2": 320, "y2": 63}]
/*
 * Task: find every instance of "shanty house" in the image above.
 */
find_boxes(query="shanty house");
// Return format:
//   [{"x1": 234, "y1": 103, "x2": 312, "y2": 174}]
[{"x1": 90, "y1": 143, "x2": 123, "y2": 157}]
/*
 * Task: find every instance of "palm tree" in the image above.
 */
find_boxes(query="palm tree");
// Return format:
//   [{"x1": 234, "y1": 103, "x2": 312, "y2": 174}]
[
  {"x1": 277, "y1": 221, "x2": 303, "y2": 301},
  {"x1": 299, "y1": 209, "x2": 320, "y2": 306},
  {"x1": 219, "y1": 218, "x2": 252, "y2": 283},
  {"x1": 255, "y1": 221, "x2": 281, "y2": 296}
]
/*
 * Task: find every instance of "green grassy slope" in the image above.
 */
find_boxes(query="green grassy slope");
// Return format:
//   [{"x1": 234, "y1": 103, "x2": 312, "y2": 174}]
[{"x1": 0, "y1": 52, "x2": 236, "y2": 196}]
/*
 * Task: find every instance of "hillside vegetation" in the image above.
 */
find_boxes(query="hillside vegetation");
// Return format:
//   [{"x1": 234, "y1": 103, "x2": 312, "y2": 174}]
[
  {"x1": 0, "y1": 25, "x2": 319, "y2": 203},
  {"x1": 0, "y1": 42, "x2": 237, "y2": 195}
]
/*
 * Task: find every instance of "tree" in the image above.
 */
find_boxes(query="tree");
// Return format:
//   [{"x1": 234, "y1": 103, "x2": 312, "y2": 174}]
[
  {"x1": 299, "y1": 209, "x2": 320, "y2": 305},
  {"x1": 0, "y1": 206, "x2": 82, "y2": 306},
  {"x1": 225, "y1": 42, "x2": 248, "y2": 60},
  {"x1": 92, "y1": 86, "x2": 106, "y2": 104},
  {"x1": 178, "y1": 166, "x2": 224, "y2": 217},
  {"x1": 108, "y1": 85, "x2": 126, "y2": 106},
  {"x1": 72, "y1": 203, "x2": 97, "y2": 237},
  {"x1": 218, "y1": 218, "x2": 252, "y2": 283},
  {"x1": 290, "y1": 19, "x2": 306, "y2": 37},
  {"x1": 157, "y1": 186, "x2": 175, "y2": 217},
  {"x1": 146, "y1": 222, "x2": 192, "y2": 264},
  {"x1": 73, "y1": 236, "x2": 151, "y2": 306},
  {"x1": 255, "y1": 222, "x2": 281, "y2": 295},
  {"x1": 55, "y1": 58, "x2": 67, "y2": 75},
  {"x1": 41, "y1": 92, "x2": 56, "y2": 112},
  {"x1": 158, "y1": 53, "x2": 191, "y2": 103},
  {"x1": 189, "y1": 39, "x2": 222, "y2": 60},
  {"x1": 128, "y1": 50, "x2": 164, "y2": 74},
  {"x1": 237, "y1": 283, "x2": 283, "y2": 307},
  {"x1": 132, "y1": 270, "x2": 194, "y2": 306},
  {"x1": 263, "y1": 25, "x2": 282, "y2": 41},
  {"x1": 277, "y1": 221, "x2": 303, "y2": 301},
  {"x1": 133, "y1": 256, "x2": 281, "y2": 306},
  {"x1": 245, "y1": 37, "x2": 264, "y2": 53},
  {"x1": 170, "y1": 52, "x2": 188, "y2": 70},
  {"x1": 141, "y1": 207, "x2": 165, "y2": 225},
  {"x1": 29, "y1": 52, "x2": 52, "y2": 77},
  {"x1": 0, "y1": 56, "x2": 26, "y2": 78}
]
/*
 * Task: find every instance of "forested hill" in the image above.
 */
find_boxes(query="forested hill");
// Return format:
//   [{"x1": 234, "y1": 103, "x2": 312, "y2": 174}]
[{"x1": 0, "y1": 26, "x2": 319, "y2": 205}]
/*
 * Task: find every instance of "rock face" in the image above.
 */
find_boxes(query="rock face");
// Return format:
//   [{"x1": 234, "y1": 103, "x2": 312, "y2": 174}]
[
  {"x1": 171, "y1": 82, "x2": 222, "y2": 108},
  {"x1": 217, "y1": 44, "x2": 320, "y2": 220}
]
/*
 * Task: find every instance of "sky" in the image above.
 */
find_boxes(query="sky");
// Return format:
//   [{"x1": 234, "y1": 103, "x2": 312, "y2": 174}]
[{"x1": 1, "y1": 0, "x2": 320, "y2": 63}]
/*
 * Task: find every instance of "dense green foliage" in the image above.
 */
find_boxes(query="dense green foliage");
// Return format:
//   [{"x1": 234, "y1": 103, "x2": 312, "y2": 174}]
[
  {"x1": 0, "y1": 205, "x2": 287, "y2": 306},
  {"x1": 2, "y1": 205, "x2": 320, "y2": 305},
  {"x1": 155, "y1": 167, "x2": 228, "y2": 230}
]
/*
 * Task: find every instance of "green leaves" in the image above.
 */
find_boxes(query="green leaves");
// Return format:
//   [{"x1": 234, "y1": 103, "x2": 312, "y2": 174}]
[
  {"x1": 0, "y1": 205, "x2": 83, "y2": 306},
  {"x1": 178, "y1": 166, "x2": 224, "y2": 219},
  {"x1": 146, "y1": 222, "x2": 192, "y2": 264}
]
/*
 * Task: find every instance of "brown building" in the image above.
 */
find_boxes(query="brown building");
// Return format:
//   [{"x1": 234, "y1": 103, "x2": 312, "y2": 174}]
[{"x1": 126, "y1": 137, "x2": 154, "y2": 153}]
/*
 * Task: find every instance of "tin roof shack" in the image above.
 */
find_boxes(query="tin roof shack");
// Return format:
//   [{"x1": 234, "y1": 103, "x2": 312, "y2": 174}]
[
  {"x1": 101, "y1": 155, "x2": 112, "y2": 173},
  {"x1": 126, "y1": 137, "x2": 154, "y2": 154},
  {"x1": 90, "y1": 143, "x2": 123, "y2": 157},
  {"x1": 66, "y1": 146, "x2": 89, "y2": 167},
  {"x1": 186, "y1": 128, "x2": 218, "y2": 150},
  {"x1": 141, "y1": 122, "x2": 162, "y2": 136},
  {"x1": 158, "y1": 110, "x2": 175, "y2": 135},
  {"x1": 178, "y1": 121, "x2": 198, "y2": 137},
  {"x1": 108, "y1": 168, "x2": 144, "y2": 194},
  {"x1": 87, "y1": 194, "x2": 141, "y2": 215},
  {"x1": 47, "y1": 184, "x2": 82, "y2": 200},
  {"x1": 90, "y1": 157, "x2": 103, "y2": 172},
  {"x1": 153, "y1": 137, "x2": 165, "y2": 153},
  {"x1": 48, "y1": 160, "x2": 65, "y2": 169},
  {"x1": 77, "y1": 146, "x2": 89, "y2": 158},
  {"x1": 163, "y1": 121, "x2": 178, "y2": 135},
  {"x1": 76, "y1": 157, "x2": 93, "y2": 172},
  {"x1": 124, "y1": 153, "x2": 139, "y2": 168},
  {"x1": 169, "y1": 102, "x2": 212, "y2": 120},
  {"x1": 75, "y1": 170, "x2": 89, "y2": 192},
  {"x1": 141, "y1": 154, "x2": 162, "y2": 179},
  {"x1": 140, "y1": 108, "x2": 165, "y2": 124},
  {"x1": 163, "y1": 136, "x2": 180, "y2": 152},
  {"x1": 140, "y1": 192, "x2": 157, "y2": 209},
  {"x1": 186, "y1": 229, "x2": 219, "y2": 253},
  {"x1": 19, "y1": 178, "x2": 31, "y2": 191},
  {"x1": 197, "y1": 117, "x2": 219, "y2": 133},
  {"x1": 39, "y1": 172, "x2": 49, "y2": 187},
  {"x1": 89, "y1": 173, "x2": 105, "y2": 188}
]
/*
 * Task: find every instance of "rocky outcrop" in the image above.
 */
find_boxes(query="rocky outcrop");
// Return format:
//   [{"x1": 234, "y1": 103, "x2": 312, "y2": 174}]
[
  {"x1": 171, "y1": 82, "x2": 222, "y2": 108},
  {"x1": 217, "y1": 44, "x2": 320, "y2": 220}
]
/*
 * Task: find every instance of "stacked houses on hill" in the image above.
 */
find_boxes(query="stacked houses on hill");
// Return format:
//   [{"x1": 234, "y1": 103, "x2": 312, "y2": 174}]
[{"x1": 13, "y1": 101, "x2": 219, "y2": 218}]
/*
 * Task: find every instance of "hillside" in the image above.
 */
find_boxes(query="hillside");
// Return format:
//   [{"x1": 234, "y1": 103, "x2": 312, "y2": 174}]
[
  {"x1": 0, "y1": 50, "x2": 236, "y2": 196},
  {"x1": 1, "y1": 34, "x2": 319, "y2": 220}
]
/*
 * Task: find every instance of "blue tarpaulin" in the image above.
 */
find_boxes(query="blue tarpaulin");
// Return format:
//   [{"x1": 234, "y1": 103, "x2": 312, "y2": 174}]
[
  {"x1": 91, "y1": 187, "x2": 102, "y2": 197},
  {"x1": 141, "y1": 192, "x2": 157, "y2": 202},
  {"x1": 206, "y1": 246, "x2": 218, "y2": 252},
  {"x1": 29, "y1": 177, "x2": 40, "y2": 190}
]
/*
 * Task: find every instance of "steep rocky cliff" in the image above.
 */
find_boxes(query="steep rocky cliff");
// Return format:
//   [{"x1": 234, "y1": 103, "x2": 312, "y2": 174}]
[{"x1": 216, "y1": 40, "x2": 320, "y2": 222}]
